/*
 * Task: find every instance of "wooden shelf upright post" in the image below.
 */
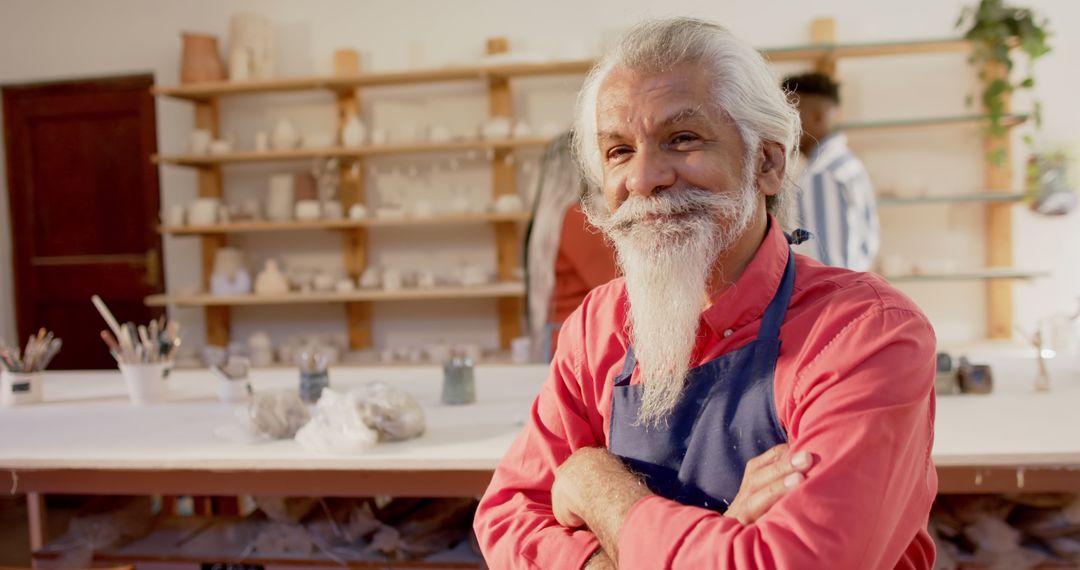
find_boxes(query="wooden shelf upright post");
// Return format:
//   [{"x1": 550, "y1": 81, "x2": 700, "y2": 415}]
[
  {"x1": 335, "y1": 54, "x2": 373, "y2": 349},
  {"x1": 983, "y1": 61, "x2": 1014, "y2": 339},
  {"x1": 487, "y1": 37, "x2": 524, "y2": 348},
  {"x1": 194, "y1": 99, "x2": 230, "y2": 346}
]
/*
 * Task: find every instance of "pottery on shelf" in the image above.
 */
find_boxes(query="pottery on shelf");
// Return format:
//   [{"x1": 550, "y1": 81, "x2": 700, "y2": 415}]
[
  {"x1": 188, "y1": 198, "x2": 222, "y2": 226},
  {"x1": 370, "y1": 129, "x2": 388, "y2": 145},
  {"x1": 254, "y1": 260, "x2": 290, "y2": 295},
  {"x1": 212, "y1": 248, "x2": 245, "y2": 279},
  {"x1": 295, "y1": 200, "x2": 322, "y2": 221},
  {"x1": 417, "y1": 270, "x2": 437, "y2": 289},
  {"x1": 267, "y1": 174, "x2": 294, "y2": 221},
  {"x1": 321, "y1": 200, "x2": 344, "y2": 220},
  {"x1": 294, "y1": 172, "x2": 318, "y2": 201},
  {"x1": 381, "y1": 268, "x2": 403, "y2": 291},
  {"x1": 312, "y1": 272, "x2": 335, "y2": 292},
  {"x1": 359, "y1": 267, "x2": 381, "y2": 289},
  {"x1": 270, "y1": 119, "x2": 300, "y2": 150},
  {"x1": 335, "y1": 277, "x2": 356, "y2": 292},
  {"x1": 211, "y1": 269, "x2": 252, "y2": 296},
  {"x1": 511, "y1": 120, "x2": 533, "y2": 139},
  {"x1": 428, "y1": 124, "x2": 452, "y2": 143},
  {"x1": 494, "y1": 194, "x2": 525, "y2": 213},
  {"x1": 189, "y1": 129, "x2": 212, "y2": 155},
  {"x1": 180, "y1": 33, "x2": 226, "y2": 84},
  {"x1": 208, "y1": 140, "x2": 233, "y2": 155},
  {"x1": 348, "y1": 204, "x2": 368, "y2": 220},
  {"x1": 166, "y1": 205, "x2": 186, "y2": 227},
  {"x1": 458, "y1": 264, "x2": 490, "y2": 287},
  {"x1": 480, "y1": 117, "x2": 512, "y2": 140},
  {"x1": 341, "y1": 115, "x2": 367, "y2": 147},
  {"x1": 248, "y1": 332, "x2": 274, "y2": 367},
  {"x1": 228, "y1": 13, "x2": 275, "y2": 80}
]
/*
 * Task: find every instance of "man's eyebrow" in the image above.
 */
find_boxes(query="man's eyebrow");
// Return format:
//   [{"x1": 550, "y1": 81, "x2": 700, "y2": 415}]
[
  {"x1": 596, "y1": 107, "x2": 709, "y2": 143},
  {"x1": 661, "y1": 107, "x2": 708, "y2": 127}
]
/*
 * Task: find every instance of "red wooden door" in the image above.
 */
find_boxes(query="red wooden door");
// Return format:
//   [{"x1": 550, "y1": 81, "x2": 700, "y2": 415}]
[{"x1": 3, "y1": 74, "x2": 163, "y2": 370}]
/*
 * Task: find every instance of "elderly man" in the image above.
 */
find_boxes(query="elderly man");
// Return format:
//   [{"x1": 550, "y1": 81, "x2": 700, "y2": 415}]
[{"x1": 475, "y1": 18, "x2": 936, "y2": 570}]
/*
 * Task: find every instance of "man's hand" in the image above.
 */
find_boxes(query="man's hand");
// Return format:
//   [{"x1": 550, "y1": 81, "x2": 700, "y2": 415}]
[
  {"x1": 725, "y1": 443, "x2": 815, "y2": 525},
  {"x1": 552, "y1": 447, "x2": 651, "y2": 565}
]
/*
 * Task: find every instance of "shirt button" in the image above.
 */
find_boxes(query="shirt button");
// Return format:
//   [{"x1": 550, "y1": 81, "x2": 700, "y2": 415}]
[{"x1": 723, "y1": 329, "x2": 733, "y2": 337}]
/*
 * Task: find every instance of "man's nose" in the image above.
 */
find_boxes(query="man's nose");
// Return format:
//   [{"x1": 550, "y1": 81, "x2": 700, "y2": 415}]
[{"x1": 624, "y1": 147, "x2": 676, "y2": 197}]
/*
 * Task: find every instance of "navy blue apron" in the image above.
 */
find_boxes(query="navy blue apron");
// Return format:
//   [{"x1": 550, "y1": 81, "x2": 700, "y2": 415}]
[{"x1": 608, "y1": 233, "x2": 803, "y2": 512}]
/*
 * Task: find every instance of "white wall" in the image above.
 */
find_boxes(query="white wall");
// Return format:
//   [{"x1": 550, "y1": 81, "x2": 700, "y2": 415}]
[{"x1": 1, "y1": 0, "x2": 1078, "y2": 353}]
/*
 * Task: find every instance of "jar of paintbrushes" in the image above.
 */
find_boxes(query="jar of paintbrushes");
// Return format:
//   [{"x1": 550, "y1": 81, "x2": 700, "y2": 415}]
[
  {"x1": 0, "y1": 328, "x2": 62, "y2": 407},
  {"x1": 92, "y1": 295, "x2": 181, "y2": 406}
]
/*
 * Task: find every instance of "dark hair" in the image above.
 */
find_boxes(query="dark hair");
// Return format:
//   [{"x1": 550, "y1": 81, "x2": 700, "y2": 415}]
[{"x1": 782, "y1": 72, "x2": 840, "y2": 104}]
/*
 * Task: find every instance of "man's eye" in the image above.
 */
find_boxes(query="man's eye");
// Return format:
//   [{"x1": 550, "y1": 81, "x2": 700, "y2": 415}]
[
  {"x1": 606, "y1": 146, "x2": 631, "y2": 161},
  {"x1": 670, "y1": 133, "x2": 699, "y2": 145}
]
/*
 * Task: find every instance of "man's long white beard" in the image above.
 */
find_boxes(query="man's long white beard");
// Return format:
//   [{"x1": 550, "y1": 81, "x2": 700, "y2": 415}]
[{"x1": 586, "y1": 171, "x2": 758, "y2": 427}]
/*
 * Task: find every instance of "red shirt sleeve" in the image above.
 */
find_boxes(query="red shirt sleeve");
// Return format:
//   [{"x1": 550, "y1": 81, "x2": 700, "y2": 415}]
[
  {"x1": 617, "y1": 305, "x2": 937, "y2": 569},
  {"x1": 474, "y1": 301, "x2": 608, "y2": 569}
]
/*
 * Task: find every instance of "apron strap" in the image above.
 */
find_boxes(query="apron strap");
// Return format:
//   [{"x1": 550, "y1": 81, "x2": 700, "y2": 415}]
[{"x1": 756, "y1": 247, "x2": 797, "y2": 342}]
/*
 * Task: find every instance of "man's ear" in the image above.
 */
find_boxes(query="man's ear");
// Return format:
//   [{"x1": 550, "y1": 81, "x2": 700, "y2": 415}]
[{"x1": 756, "y1": 142, "x2": 785, "y2": 197}]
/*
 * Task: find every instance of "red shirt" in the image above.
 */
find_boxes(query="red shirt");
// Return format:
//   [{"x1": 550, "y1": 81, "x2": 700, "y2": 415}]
[{"x1": 475, "y1": 217, "x2": 938, "y2": 569}]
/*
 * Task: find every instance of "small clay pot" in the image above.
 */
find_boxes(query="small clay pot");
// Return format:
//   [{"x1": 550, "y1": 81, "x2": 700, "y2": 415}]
[{"x1": 180, "y1": 33, "x2": 226, "y2": 84}]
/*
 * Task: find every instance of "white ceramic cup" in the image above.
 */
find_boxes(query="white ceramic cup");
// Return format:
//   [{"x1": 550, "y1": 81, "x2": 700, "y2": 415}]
[
  {"x1": 188, "y1": 198, "x2": 221, "y2": 226},
  {"x1": 119, "y1": 363, "x2": 170, "y2": 406},
  {"x1": 189, "y1": 129, "x2": 212, "y2": 155},
  {"x1": 1, "y1": 371, "x2": 43, "y2": 407}
]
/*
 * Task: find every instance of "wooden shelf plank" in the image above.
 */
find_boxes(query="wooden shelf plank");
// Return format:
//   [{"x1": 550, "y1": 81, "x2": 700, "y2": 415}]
[
  {"x1": 161, "y1": 212, "x2": 532, "y2": 235},
  {"x1": 839, "y1": 113, "x2": 1028, "y2": 133},
  {"x1": 145, "y1": 282, "x2": 526, "y2": 307},
  {"x1": 884, "y1": 269, "x2": 1050, "y2": 283},
  {"x1": 878, "y1": 192, "x2": 1027, "y2": 206},
  {"x1": 154, "y1": 39, "x2": 973, "y2": 101},
  {"x1": 154, "y1": 138, "x2": 552, "y2": 166},
  {"x1": 764, "y1": 38, "x2": 970, "y2": 62}
]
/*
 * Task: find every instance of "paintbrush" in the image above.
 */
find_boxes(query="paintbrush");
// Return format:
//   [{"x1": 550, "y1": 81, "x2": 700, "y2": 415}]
[{"x1": 90, "y1": 295, "x2": 123, "y2": 339}]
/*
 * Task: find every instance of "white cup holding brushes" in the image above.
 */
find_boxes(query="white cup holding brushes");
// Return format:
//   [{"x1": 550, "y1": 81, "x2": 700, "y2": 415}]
[
  {"x1": 119, "y1": 362, "x2": 170, "y2": 406},
  {"x1": 91, "y1": 295, "x2": 181, "y2": 405},
  {"x1": 1, "y1": 371, "x2": 42, "y2": 407},
  {"x1": 211, "y1": 356, "x2": 252, "y2": 403},
  {"x1": 0, "y1": 328, "x2": 63, "y2": 407}
]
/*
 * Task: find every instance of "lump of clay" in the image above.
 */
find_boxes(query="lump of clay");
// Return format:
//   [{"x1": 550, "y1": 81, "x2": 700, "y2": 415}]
[
  {"x1": 248, "y1": 391, "x2": 311, "y2": 440},
  {"x1": 351, "y1": 381, "x2": 426, "y2": 442}
]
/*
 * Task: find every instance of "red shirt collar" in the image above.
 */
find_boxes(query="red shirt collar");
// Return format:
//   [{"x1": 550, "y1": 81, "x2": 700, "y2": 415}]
[{"x1": 700, "y1": 215, "x2": 789, "y2": 338}]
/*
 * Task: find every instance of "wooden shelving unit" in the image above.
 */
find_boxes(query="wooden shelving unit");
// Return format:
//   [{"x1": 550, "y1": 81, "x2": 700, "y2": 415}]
[
  {"x1": 878, "y1": 192, "x2": 1026, "y2": 207},
  {"x1": 153, "y1": 137, "x2": 551, "y2": 166},
  {"x1": 807, "y1": 18, "x2": 1033, "y2": 338},
  {"x1": 884, "y1": 269, "x2": 1050, "y2": 283},
  {"x1": 146, "y1": 281, "x2": 526, "y2": 307},
  {"x1": 838, "y1": 113, "x2": 1028, "y2": 134},
  {"x1": 160, "y1": 211, "x2": 531, "y2": 235},
  {"x1": 151, "y1": 26, "x2": 1032, "y2": 348}
]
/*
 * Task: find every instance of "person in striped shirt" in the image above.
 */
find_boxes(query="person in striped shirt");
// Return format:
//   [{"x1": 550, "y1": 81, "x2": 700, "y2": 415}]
[{"x1": 783, "y1": 72, "x2": 880, "y2": 271}]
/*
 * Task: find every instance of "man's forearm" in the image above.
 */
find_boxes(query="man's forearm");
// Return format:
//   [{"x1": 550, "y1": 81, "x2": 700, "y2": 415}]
[{"x1": 568, "y1": 450, "x2": 652, "y2": 564}]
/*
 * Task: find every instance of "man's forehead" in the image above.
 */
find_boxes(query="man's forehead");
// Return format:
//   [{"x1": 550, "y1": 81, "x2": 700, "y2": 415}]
[{"x1": 596, "y1": 68, "x2": 714, "y2": 124}]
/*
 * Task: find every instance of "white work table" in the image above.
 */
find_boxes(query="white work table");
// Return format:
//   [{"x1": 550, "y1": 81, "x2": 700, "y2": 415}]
[{"x1": 3, "y1": 360, "x2": 1080, "y2": 552}]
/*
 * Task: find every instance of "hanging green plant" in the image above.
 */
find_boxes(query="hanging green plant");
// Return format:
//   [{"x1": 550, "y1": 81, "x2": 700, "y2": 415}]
[{"x1": 956, "y1": 0, "x2": 1051, "y2": 162}]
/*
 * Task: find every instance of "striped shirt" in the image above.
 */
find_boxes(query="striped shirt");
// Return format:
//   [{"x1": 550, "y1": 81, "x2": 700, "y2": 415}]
[{"x1": 795, "y1": 133, "x2": 880, "y2": 271}]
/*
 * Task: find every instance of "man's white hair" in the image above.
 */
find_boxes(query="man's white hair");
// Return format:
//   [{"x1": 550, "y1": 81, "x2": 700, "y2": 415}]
[{"x1": 572, "y1": 17, "x2": 802, "y2": 226}]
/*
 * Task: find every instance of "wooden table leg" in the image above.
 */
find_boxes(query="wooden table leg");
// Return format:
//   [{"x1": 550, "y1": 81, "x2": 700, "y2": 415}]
[{"x1": 27, "y1": 492, "x2": 47, "y2": 561}]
